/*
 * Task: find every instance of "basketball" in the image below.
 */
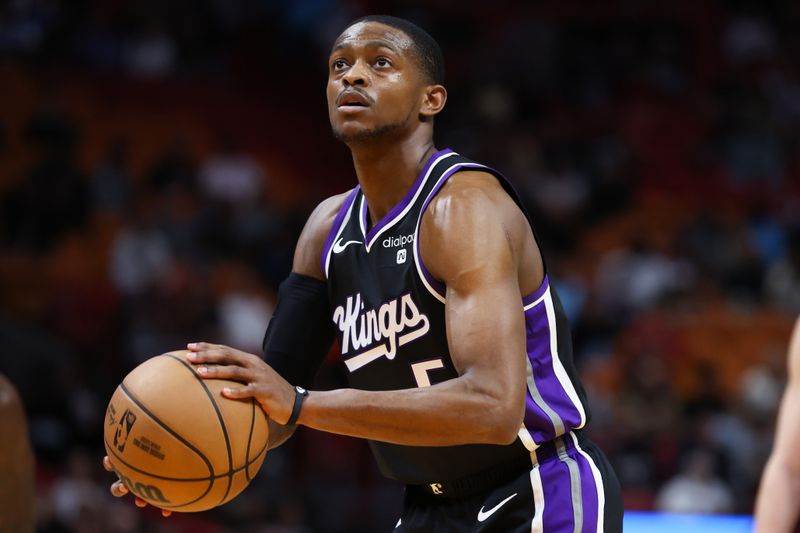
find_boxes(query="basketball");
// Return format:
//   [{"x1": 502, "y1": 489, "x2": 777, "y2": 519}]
[{"x1": 103, "y1": 350, "x2": 269, "y2": 512}]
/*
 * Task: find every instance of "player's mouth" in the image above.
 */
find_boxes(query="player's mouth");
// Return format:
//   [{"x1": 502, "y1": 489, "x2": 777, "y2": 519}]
[{"x1": 336, "y1": 90, "x2": 372, "y2": 112}]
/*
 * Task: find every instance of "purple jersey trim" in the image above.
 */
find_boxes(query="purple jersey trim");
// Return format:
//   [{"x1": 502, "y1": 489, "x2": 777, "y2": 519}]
[
  {"x1": 414, "y1": 161, "x2": 485, "y2": 298},
  {"x1": 523, "y1": 274, "x2": 550, "y2": 307},
  {"x1": 415, "y1": 161, "x2": 549, "y2": 307},
  {"x1": 320, "y1": 186, "x2": 360, "y2": 276},
  {"x1": 522, "y1": 291, "x2": 586, "y2": 442},
  {"x1": 361, "y1": 148, "x2": 453, "y2": 247}
]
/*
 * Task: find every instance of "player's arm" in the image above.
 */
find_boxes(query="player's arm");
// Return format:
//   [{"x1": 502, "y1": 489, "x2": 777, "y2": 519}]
[
  {"x1": 191, "y1": 172, "x2": 534, "y2": 446},
  {"x1": 754, "y1": 317, "x2": 800, "y2": 532},
  {"x1": 104, "y1": 192, "x2": 347, "y2": 508},
  {"x1": 261, "y1": 191, "x2": 347, "y2": 449},
  {"x1": 0, "y1": 375, "x2": 35, "y2": 533}
]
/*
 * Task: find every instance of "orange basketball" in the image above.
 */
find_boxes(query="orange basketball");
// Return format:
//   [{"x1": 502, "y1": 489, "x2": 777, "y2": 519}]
[{"x1": 103, "y1": 350, "x2": 269, "y2": 512}]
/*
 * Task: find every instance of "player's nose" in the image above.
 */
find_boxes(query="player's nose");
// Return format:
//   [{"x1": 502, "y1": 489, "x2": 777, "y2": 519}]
[{"x1": 342, "y1": 59, "x2": 369, "y2": 87}]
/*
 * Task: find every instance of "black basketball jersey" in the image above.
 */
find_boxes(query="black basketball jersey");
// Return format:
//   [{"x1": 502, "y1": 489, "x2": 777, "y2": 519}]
[{"x1": 321, "y1": 149, "x2": 591, "y2": 484}]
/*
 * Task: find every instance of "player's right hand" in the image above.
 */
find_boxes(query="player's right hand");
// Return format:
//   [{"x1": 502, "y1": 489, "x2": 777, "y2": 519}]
[{"x1": 103, "y1": 455, "x2": 172, "y2": 517}]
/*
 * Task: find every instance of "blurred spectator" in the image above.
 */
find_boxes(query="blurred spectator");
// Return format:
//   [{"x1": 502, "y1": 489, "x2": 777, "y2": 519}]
[
  {"x1": 48, "y1": 450, "x2": 106, "y2": 530},
  {"x1": 199, "y1": 133, "x2": 266, "y2": 207},
  {"x1": 595, "y1": 241, "x2": 695, "y2": 316},
  {"x1": 147, "y1": 138, "x2": 197, "y2": 194},
  {"x1": 2, "y1": 102, "x2": 89, "y2": 251},
  {"x1": 655, "y1": 448, "x2": 734, "y2": 514},
  {"x1": 765, "y1": 230, "x2": 800, "y2": 312},
  {"x1": 126, "y1": 15, "x2": 177, "y2": 78},
  {"x1": 722, "y1": 12, "x2": 777, "y2": 66},
  {"x1": 109, "y1": 203, "x2": 173, "y2": 296},
  {"x1": 92, "y1": 139, "x2": 133, "y2": 215},
  {"x1": 213, "y1": 262, "x2": 274, "y2": 353}
]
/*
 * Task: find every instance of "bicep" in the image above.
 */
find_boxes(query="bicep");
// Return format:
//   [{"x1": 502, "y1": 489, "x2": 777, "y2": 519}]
[
  {"x1": 423, "y1": 183, "x2": 528, "y2": 400},
  {"x1": 445, "y1": 273, "x2": 527, "y2": 393}
]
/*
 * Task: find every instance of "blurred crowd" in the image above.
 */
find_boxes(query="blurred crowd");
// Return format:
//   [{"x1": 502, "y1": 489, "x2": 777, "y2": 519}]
[{"x1": 1, "y1": 0, "x2": 799, "y2": 531}]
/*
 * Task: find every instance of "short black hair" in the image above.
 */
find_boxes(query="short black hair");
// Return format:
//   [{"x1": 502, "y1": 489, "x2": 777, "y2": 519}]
[{"x1": 345, "y1": 15, "x2": 445, "y2": 85}]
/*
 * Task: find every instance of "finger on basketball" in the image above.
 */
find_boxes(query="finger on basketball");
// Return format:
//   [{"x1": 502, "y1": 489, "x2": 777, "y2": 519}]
[
  {"x1": 110, "y1": 480, "x2": 129, "y2": 497},
  {"x1": 103, "y1": 455, "x2": 114, "y2": 472},
  {"x1": 187, "y1": 341, "x2": 223, "y2": 352},
  {"x1": 197, "y1": 364, "x2": 250, "y2": 381},
  {"x1": 162, "y1": 509, "x2": 172, "y2": 517},
  {"x1": 134, "y1": 497, "x2": 147, "y2": 508},
  {"x1": 187, "y1": 348, "x2": 236, "y2": 365},
  {"x1": 222, "y1": 385, "x2": 253, "y2": 399}
]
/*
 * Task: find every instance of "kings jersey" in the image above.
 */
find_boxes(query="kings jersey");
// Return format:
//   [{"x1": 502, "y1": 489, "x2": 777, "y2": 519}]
[{"x1": 321, "y1": 149, "x2": 591, "y2": 484}]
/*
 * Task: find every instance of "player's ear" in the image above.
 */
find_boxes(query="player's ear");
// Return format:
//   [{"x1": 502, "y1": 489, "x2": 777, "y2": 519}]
[{"x1": 420, "y1": 84, "x2": 447, "y2": 119}]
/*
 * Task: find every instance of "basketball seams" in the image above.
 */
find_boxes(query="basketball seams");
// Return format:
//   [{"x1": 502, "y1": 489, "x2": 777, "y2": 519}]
[
  {"x1": 245, "y1": 398, "x2": 255, "y2": 482},
  {"x1": 117, "y1": 382, "x2": 215, "y2": 479},
  {"x1": 112, "y1": 384, "x2": 217, "y2": 510},
  {"x1": 105, "y1": 434, "x2": 212, "y2": 482},
  {"x1": 104, "y1": 422, "x2": 268, "y2": 511},
  {"x1": 104, "y1": 429, "x2": 267, "y2": 483},
  {"x1": 163, "y1": 353, "x2": 236, "y2": 506}
]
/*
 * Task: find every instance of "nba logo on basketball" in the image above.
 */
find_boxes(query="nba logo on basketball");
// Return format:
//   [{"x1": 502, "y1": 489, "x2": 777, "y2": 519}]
[
  {"x1": 114, "y1": 409, "x2": 137, "y2": 452},
  {"x1": 397, "y1": 249, "x2": 407, "y2": 264}
]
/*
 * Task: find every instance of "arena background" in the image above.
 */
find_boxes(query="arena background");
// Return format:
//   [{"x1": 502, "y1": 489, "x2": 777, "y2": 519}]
[{"x1": 1, "y1": 0, "x2": 798, "y2": 531}]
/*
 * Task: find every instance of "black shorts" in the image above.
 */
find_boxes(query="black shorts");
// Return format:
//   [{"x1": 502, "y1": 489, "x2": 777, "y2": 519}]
[{"x1": 395, "y1": 433, "x2": 623, "y2": 532}]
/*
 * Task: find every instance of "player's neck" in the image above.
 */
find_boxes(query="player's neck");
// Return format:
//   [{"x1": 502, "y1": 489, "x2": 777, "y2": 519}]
[{"x1": 349, "y1": 135, "x2": 437, "y2": 224}]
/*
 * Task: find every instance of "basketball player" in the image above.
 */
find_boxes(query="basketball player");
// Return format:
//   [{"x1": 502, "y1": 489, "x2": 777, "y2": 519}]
[
  {"x1": 107, "y1": 15, "x2": 623, "y2": 531},
  {"x1": 0, "y1": 374, "x2": 36, "y2": 533},
  {"x1": 754, "y1": 317, "x2": 800, "y2": 532}
]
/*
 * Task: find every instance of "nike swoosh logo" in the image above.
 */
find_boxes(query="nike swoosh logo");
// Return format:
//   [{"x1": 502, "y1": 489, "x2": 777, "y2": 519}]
[
  {"x1": 332, "y1": 238, "x2": 362, "y2": 254},
  {"x1": 477, "y1": 492, "x2": 517, "y2": 522}
]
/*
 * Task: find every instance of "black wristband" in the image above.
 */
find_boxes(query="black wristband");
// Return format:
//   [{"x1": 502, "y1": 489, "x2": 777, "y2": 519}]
[{"x1": 286, "y1": 385, "x2": 309, "y2": 426}]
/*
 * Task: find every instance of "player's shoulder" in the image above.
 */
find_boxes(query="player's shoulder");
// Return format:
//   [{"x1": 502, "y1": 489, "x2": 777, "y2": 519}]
[
  {"x1": 293, "y1": 188, "x2": 355, "y2": 279},
  {"x1": 306, "y1": 189, "x2": 354, "y2": 231},
  {"x1": 424, "y1": 169, "x2": 521, "y2": 228}
]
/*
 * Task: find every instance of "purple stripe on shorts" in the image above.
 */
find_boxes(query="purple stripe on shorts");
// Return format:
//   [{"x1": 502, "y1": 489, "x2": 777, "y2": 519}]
[
  {"x1": 320, "y1": 187, "x2": 360, "y2": 275},
  {"x1": 571, "y1": 440, "x2": 601, "y2": 533},
  {"x1": 538, "y1": 452, "x2": 577, "y2": 532},
  {"x1": 536, "y1": 435, "x2": 602, "y2": 533},
  {"x1": 363, "y1": 148, "x2": 453, "y2": 246}
]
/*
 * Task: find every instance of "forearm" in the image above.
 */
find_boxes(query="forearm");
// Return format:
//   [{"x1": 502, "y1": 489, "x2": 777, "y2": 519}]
[
  {"x1": 267, "y1": 419, "x2": 296, "y2": 450},
  {"x1": 298, "y1": 379, "x2": 519, "y2": 446},
  {"x1": 755, "y1": 456, "x2": 800, "y2": 533}
]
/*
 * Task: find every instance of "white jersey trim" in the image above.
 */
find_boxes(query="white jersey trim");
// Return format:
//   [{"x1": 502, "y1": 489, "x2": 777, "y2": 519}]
[
  {"x1": 363, "y1": 151, "x2": 458, "y2": 252},
  {"x1": 412, "y1": 160, "x2": 487, "y2": 304},
  {"x1": 529, "y1": 455, "x2": 545, "y2": 533},
  {"x1": 543, "y1": 288, "x2": 587, "y2": 429},
  {"x1": 324, "y1": 196, "x2": 358, "y2": 279}
]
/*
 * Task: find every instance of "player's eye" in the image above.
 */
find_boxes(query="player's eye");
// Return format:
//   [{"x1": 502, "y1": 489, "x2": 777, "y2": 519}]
[
  {"x1": 375, "y1": 57, "x2": 392, "y2": 68},
  {"x1": 332, "y1": 59, "x2": 348, "y2": 71}
]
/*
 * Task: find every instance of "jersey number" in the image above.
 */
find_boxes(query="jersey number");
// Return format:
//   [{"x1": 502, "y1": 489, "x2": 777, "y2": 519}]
[{"x1": 411, "y1": 358, "x2": 445, "y2": 387}]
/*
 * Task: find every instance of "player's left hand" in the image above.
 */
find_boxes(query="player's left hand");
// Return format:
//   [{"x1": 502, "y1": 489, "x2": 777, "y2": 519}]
[
  {"x1": 186, "y1": 342, "x2": 295, "y2": 425},
  {"x1": 103, "y1": 456, "x2": 172, "y2": 517}
]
